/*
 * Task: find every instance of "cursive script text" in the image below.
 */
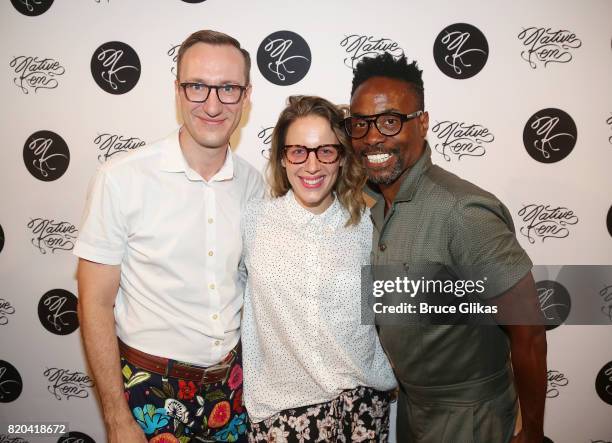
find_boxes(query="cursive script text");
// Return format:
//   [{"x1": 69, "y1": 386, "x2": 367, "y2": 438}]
[
  {"x1": 264, "y1": 39, "x2": 309, "y2": 82},
  {"x1": 168, "y1": 44, "x2": 180, "y2": 75},
  {"x1": 518, "y1": 27, "x2": 581, "y2": 69},
  {"x1": 340, "y1": 35, "x2": 403, "y2": 69},
  {"x1": 0, "y1": 435, "x2": 29, "y2": 442},
  {"x1": 601, "y1": 285, "x2": 612, "y2": 322},
  {"x1": 602, "y1": 365, "x2": 612, "y2": 396},
  {"x1": 258, "y1": 126, "x2": 274, "y2": 159},
  {"x1": 431, "y1": 120, "x2": 494, "y2": 161},
  {"x1": 28, "y1": 218, "x2": 77, "y2": 254},
  {"x1": 95, "y1": 133, "x2": 146, "y2": 162},
  {"x1": 441, "y1": 31, "x2": 487, "y2": 75},
  {"x1": 27, "y1": 137, "x2": 68, "y2": 178},
  {"x1": 10, "y1": 56, "x2": 65, "y2": 94},
  {"x1": 97, "y1": 48, "x2": 139, "y2": 90},
  {"x1": 0, "y1": 367, "x2": 21, "y2": 401},
  {"x1": 0, "y1": 299, "x2": 16, "y2": 326},
  {"x1": 529, "y1": 115, "x2": 574, "y2": 159},
  {"x1": 546, "y1": 369, "x2": 568, "y2": 398},
  {"x1": 19, "y1": 0, "x2": 42, "y2": 12},
  {"x1": 518, "y1": 204, "x2": 578, "y2": 243},
  {"x1": 42, "y1": 294, "x2": 78, "y2": 333},
  {"x1": 537, "y1": 287, "x2": 569, "y2": 321},
  {"x1": 44, "y1": 368, "x2": 94, "y2": 400}
]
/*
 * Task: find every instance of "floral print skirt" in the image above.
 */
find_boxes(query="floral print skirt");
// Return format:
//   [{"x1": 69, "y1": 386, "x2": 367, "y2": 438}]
[
  {"x1": 248, "y1": 386, "x2": 391, "y2": 443},
  {"x1": 122, "y1": 345, "x2": 247, "y2": 442}
]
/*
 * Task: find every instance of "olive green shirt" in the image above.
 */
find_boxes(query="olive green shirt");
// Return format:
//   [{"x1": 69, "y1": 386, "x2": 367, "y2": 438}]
[{"x1": 370, "y1": 143, "x2": 532, "y2": 386}]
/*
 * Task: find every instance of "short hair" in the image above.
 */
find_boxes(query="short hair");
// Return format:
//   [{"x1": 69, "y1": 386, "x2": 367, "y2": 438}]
[
  {"x1": 268, "y1": 95, "x2": 366, "y2": 226},
  {"x1": 351, "y1": 53, "x2": 425, "y2": 110},
  {"x1": 176, "y1": 29, "x2": 251, "y2": 84}
]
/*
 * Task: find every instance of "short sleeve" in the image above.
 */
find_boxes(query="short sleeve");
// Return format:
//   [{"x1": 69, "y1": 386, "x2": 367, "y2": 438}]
[
  {"x1": 73, "y1": 168, "x2": 127, "y2": 265},
  {"x1": 448, "y1": 195, "x2": 532, "y2": 299}
]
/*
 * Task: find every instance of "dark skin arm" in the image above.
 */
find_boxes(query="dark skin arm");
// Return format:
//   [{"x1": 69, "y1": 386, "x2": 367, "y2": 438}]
[{"x1": 492, "y1": 272, "x2": 547, "y2": 443}]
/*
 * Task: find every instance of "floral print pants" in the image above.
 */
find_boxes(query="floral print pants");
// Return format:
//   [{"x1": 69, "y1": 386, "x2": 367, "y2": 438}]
[
  {"x1": 122, "y1": 345, "x2": 247, "y2": 443},
  {"x1": 248, "y1": 386, "x2": 391, "y2": 443}
]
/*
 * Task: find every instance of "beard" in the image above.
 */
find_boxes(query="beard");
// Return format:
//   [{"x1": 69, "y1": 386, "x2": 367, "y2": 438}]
[{"x1": 362, "y1": 147, "x2": 405, "y2": 185}]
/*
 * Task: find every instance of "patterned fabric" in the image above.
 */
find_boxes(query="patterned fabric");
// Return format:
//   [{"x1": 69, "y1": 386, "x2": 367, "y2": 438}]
[
  {"x1": 122, "y1": 347, "x2": 247, "y2": 443},
  {"x1": 247, "y1": 386, "x2": 390, "y2": 443},
  {"x1": 242, "y1": 192, "x2": 396, "y2": 422}
]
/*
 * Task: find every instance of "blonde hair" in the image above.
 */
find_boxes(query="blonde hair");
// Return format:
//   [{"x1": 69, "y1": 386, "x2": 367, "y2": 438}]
[{"x1": 268, "y1": 95, "x2": 366, "y2": 226}]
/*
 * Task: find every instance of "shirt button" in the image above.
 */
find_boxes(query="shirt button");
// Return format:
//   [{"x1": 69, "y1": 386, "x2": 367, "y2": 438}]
[
  {"x1": 212, "y1": 314, "x2": 218, "y2": 320},
  {"x1": 208, "y1": 250, "x2": 214, "y2": 257},
  {"x1": 214, "y1": 340, "x2": 220, "y2": 346},
  {"x1": 209, "y1": 283, "x2": 215, "y2": 290},
  {"x1": 379, "y1": 243, "x2": 387, "y2": 251},
  {"x1": 208, "y1": 218, "x2": 214, "y2": 224}
]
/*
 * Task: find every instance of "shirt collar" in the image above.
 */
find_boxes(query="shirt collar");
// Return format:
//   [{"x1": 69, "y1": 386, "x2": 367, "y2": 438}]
[
  {"x1": 368, "y1": 141, "x2": 433, "y2": 204},
  {"x1": 159, "y1": 128, "x2": 235, "y2": 182},
  {"x1": 284, "y1": 189, "x2": 343, "y2": 227}
]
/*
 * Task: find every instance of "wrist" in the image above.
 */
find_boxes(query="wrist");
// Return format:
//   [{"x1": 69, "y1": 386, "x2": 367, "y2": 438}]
[{"x1": 104, "y1": 407, "x2": 135, "y2": 427}]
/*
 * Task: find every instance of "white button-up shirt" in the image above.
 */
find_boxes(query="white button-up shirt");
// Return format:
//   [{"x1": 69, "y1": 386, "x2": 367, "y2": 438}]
[
  {"x1": 242, "y1": 192, "x2": 396, "y2": 422},
  {"x1": 74, "y1": 129, "x2": 264, "y2": 366}
]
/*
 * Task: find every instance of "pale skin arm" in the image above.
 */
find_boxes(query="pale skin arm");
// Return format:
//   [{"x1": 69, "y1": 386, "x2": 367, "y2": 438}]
[{"x1": 77, "y1": 258, "x2": 147, "y2": 443}]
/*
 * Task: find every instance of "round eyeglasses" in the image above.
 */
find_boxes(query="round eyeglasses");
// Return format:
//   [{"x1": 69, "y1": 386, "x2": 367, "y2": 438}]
[
  {"x1": 283, "y1": 144, "x2": 342, "y2": 164},
  {"x1": 180, "y1": 82, "x2": 248, "y2": 104},
  {"x1": 343, "y1": 110, "x2": 423, "y2": 139}
]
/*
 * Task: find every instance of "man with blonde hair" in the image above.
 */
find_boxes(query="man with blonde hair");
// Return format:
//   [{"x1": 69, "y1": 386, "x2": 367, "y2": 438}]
[{"x1": 75, "y1": 30, "x2": 263, "y2": 442}]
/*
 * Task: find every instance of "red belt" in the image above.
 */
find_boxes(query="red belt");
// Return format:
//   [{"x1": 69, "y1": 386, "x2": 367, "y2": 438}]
[{"x1": 118, "y1": 339, "x2": 235, "y2": 384}]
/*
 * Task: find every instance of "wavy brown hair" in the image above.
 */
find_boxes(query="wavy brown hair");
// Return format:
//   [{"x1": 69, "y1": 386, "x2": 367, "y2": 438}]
[{"x1": 268, "y1": 95, "x2": 366, "y2": 226}]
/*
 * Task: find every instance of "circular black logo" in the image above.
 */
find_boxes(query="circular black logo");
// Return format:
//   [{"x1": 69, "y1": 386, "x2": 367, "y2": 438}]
[
  {"x1": 0, "y1": 360, "x2": 23, "y2": 403},
  {"x1": 10, "y1": 0, "x2": 54, "y2": 16},
  {"x1": 536, "y1": 280, "x2": 571, "y2": 330},
  {"x1": 523, "y1": 108, "x2": 577, "y2": 163},
  {"x1": 58, "y1": 431, "x2": 96, "y2": 443},
  {"x1": 257, "y1": 30, "x2": 311, "y2": 86},
  {"x1": 38, "y1": 289, "x2": 79, "y2": 335},
  {"x1": 91, "y1": 41, "x2": 141, "y2": 94},
  {"x1": 595, "y1": 360, "x2": 612, "y2": 405},
  {"x1": 607, "y1": 205, "x2": 612, "y2": 237},
  {"x1": 23, "y1": 130, "x2": 70, "y2": 181},
  {"x1": 0, "y1": 224, "x2": 4, "y2": 254},
  {"x1": 433, "y1": 23, "x2": 489, "y2": 79}
]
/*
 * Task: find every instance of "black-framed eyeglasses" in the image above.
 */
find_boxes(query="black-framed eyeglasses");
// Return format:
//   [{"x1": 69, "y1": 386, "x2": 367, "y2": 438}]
[
  {"x1": 179, "y1": 82, "x2": 248, "y2": 104},
  {"x1": 283, "y1": 144, "x2": 343, "y2": 164},
  {"x1": 343, "y1": 110, "x2": 423, "y2": 139}
]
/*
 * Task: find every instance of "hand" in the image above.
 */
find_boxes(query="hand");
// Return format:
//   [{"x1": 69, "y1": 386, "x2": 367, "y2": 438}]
[{"x1": 106, "y1": 419, "x2": 148, "y2": 443}]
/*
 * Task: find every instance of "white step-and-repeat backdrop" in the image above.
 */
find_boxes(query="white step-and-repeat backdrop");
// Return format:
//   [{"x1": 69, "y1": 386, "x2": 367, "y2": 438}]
[{"x1": 1, "y1": 0, "x2": 611, "y2": 442}]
